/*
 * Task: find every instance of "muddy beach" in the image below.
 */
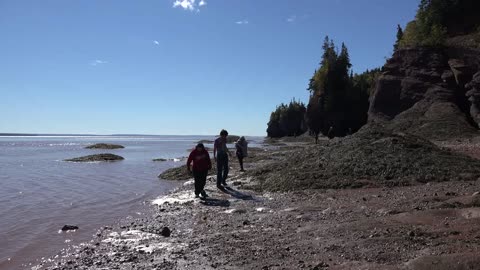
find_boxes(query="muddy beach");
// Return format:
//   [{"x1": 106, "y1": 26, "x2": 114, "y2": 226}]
[{"x1": 32, "y1": 132, "x2": 480, "y2": 270}]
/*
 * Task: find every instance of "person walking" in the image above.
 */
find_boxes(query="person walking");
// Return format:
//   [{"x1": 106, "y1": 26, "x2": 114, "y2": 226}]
[
  {"x1": 187, "y1": 143, "x2": 212, "y2": 198},
  {"x1": 235, "y1": 136, "x2": 248, "y2": 172},
  {"x1": 213, "y1": 129, "x2": 232, "y2": 189}
]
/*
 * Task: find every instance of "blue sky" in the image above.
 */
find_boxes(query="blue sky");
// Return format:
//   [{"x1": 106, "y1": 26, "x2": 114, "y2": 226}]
[{"x1": 0, "y1": 0, "x2": 418, "y2": 136}]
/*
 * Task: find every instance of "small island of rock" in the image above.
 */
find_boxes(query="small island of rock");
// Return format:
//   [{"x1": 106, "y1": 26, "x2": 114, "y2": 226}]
[
  {"x1": 85, "y1": 143, "x2": 125, "y2": 150},
  {"x1": 65, "y1": 154, "x2": 125, "y2": 162}
]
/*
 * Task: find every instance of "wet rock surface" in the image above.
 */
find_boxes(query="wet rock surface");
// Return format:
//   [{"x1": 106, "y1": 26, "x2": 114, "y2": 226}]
[
  {"x1": 85, "y1": 143, "x2": 125, "y2": 149},
  {"x1": 61, "y1": 225, "x2": 79, "y2": 232},
  {"x1": 64, "y1": 154, "x2": 125, "y2": 162}
]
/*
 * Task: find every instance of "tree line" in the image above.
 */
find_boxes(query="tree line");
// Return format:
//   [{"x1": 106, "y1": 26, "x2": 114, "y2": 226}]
[
  {"x1": 398, "y1": 0, "x2": 480, "y2": 48},
  {"x1": 267, "y1": 37, "x2": 379, "y2": 139}
]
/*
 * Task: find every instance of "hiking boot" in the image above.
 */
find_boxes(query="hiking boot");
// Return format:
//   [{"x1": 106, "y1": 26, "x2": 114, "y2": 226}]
[
  {"x1": 222, "y1": 182, "x2": 228, "y2": 187},
  {"x1": 195, "y1": 194, "x2": 200, "y2": 198},
  {"x1": 200, "y1": 190, "x2": 209, "y2": 198}
]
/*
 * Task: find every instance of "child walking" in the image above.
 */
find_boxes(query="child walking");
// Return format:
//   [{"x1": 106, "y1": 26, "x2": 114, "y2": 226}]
[{"x1": 187, "y1": 143, "x2": 212, "y2": 198}]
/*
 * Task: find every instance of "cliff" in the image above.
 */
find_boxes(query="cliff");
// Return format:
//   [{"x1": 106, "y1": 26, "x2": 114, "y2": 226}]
[{"x1": 369, "y1": 44, "x2": 480, "y2": 140}]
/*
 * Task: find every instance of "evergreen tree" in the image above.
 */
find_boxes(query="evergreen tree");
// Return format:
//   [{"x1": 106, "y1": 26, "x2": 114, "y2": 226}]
[
  {"x1": 394, "y1": 24, "x2": 404, "y2": 51},
  {"x1": 306, "y1": 37, "x2": 377, "y2": 139}
]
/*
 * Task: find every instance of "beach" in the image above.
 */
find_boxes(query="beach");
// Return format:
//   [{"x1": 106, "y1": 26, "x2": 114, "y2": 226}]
[{"x1": 31, "y1": 138, "x2": 480, "y2": 270}]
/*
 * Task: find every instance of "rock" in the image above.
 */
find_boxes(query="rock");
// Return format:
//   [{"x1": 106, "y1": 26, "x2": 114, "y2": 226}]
[
  {"x1": 62, "y1": 225, "x2": 79, "y2": 231},
  {"x1": 85, "y1": 143, "x2": 125, "y2": 149},
  {"x1": 465, "y1": 71, "x2": 480, "y2": 127},
  {"x1": 226, "y1": 135, "x2": 241, "y2": 144},
  {"x1": 65, "y1": 154, "x2": 125, "y2": 162},
  {"x1": 312, "y1": 262, "x2": 329, "y2": 269},
  {"x1": 448, "y1": 59, "x2": 474, "y2": 87},
  {"x1": 197, "y1": 140, "x2": 214, "y2": 144},
  {"x1": 152, "y1": 158, "x2": 167, "y2": 162},
  {"x1": 160, "y1": 227, "x2": 171, "y2": 237},
  {"x1": 368, "y1": 47, "x2": 480, "y2": 140},
  {"x1": 159, "y1": 159, "x2": 217, "y2": 180},
  {"x1": 252, "y1": 126, "x2": 480, "y2": 191}
]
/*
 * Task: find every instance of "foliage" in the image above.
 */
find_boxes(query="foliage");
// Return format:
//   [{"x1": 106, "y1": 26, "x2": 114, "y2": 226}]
[
  {"x1": 399, "y1": 0, "x2": 480, "y2": 48},
  {"x1": 306, "y1": 37, "x2": 379, "y2": 138},
  {"x1": 267, "y1": 99, "x2": 307, "y2": 138},
  {"x1": 394, "y1": 24, "x2": 404, "y2": 51}
]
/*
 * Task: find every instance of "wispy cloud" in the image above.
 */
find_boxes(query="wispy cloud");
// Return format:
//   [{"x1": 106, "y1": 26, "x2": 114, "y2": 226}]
[
  {"x1": 90, "y1": 60, "x2": 108, "y2": 66},
  {"x1": 153, "y1": 40, "x2": 160, "y2": 45},
  {"x1": 236, "y1": 20, "x2": 249, "y2": 25},
  {"x1": 287, "y1": 15, "x2": 297, "y2": 23},
  {"x1": 173, "y1": 0, "x2": 207, "y2": 11}
]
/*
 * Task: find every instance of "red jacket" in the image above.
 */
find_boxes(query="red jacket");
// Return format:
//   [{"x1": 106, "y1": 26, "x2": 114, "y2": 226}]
[{"x1": 187, "y1": 149, "x2": 212, "y2": 172}]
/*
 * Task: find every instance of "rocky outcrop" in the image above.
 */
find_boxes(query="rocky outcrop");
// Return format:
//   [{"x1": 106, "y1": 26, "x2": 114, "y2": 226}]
[
  {"x1": 251, "y1": 126, "x2": 480, "y2": 191},
  {"x1": 61, "y1": 225, "x2": 79, "y2": 232},
  {"x1": 466, "y1": 72, "x2": 480, "y2": 128},
  {"x1": 85, "y1": 143, "x2": 125, "y2": 149},
  {"x1": 369, "y1": 46, "x2": 480, "y2": 140},
  {"x1": 65, "y1": 154, "x2": 124, "y2": 162}
]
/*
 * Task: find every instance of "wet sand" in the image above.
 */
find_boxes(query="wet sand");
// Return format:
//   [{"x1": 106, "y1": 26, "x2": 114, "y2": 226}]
[{"x1": 33, "y1": 141, "x2": 480, "y2": 270}]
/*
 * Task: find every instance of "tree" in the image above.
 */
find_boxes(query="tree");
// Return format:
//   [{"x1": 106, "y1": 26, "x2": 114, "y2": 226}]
[
  {"x1": 306, "y1": 38, "x2": 379, "y2": 140},
  {"x1": 398, "y1": 0, "x2": 480, "y2": 48},
  {"x1": 267, "y1": 99, "x2": 307, "y2": 138},
  {"x1": 394, "y1": 24, "x2": 404, "y2": 51}
]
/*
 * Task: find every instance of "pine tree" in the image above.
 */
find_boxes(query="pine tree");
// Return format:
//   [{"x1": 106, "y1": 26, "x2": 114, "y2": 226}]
[{"x1": 394, "y1": 24, "x2": 404, "y2": 51}]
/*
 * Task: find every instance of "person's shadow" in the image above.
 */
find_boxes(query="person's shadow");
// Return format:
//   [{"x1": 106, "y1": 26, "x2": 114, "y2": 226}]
[
  {"x1": 220, "y1": 186, "x2": 255, "y2": 201},
  {"x1": 199, "y1": 198, "x2": 230, "y2": 207}
]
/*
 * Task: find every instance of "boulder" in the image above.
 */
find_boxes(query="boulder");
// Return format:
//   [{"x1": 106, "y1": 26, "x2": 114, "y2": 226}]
[
  {"x1": 65, "y1": 154, "x2": 124, "y2": 162},
  {"x1": 85, "y1": 143, "x2": 125, "y2": 150},
  {"x1": 61, "y1": 225, "x2": 79, "y2": 231},
  {"x1": 160, "y1": 227, "x2": 171, "y2": 237}
]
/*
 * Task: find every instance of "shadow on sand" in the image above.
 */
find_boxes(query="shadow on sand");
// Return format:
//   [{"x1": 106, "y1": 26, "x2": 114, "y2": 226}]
[
  {"x1": 221, "y1": 186, "x2": 255, "y2": 201},
  {"x1": 200, "y1": 198, "x2": 231, "y2": 207}
]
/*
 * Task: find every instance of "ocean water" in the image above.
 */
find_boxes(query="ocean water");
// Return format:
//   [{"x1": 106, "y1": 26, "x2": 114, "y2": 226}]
[{"x1": 0, "y1": 135, "x2": 261, "y2": 269}]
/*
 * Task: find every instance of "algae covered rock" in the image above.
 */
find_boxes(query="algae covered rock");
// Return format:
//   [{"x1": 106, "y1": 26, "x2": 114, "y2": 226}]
[
  {"x1": 65, "y1": 154, "x2": 125, "y2": 162},
  {"x1": 85, "y1": 143, "x2": 125, "y2": 149}
]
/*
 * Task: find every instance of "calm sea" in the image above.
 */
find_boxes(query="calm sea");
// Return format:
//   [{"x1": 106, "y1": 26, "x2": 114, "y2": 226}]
[{"x1": 0, "y1": 135, "x2": 260, "y2": 269}]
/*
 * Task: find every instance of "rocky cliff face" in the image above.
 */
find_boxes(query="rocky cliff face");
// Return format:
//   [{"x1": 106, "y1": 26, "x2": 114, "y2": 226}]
[{"x1": 369, "y1": 45, "x2": 480, "y2": 140}]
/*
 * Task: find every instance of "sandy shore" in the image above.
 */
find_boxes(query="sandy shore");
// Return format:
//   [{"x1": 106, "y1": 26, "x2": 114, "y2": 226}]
[{"x1": 33, "y1": 140, "x2": 480, "y2": 270}]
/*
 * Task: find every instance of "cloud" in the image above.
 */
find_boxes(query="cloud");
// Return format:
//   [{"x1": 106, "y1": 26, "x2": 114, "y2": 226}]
[
  {"x1": 153, "y1": 40, "x2": 160, "y2": 45},
  {"x1": 287, "y1": 15, "x2": 297, "y2": 23},
  {"x1": 173, "y1": 0, "x2": 206, "y2": 11},
  {"x1": 236, "y1": 20, "x2": 249, "y2": 25},
  {"x1": 90, "y1": 60, "x2": 108, "y2": 66}
]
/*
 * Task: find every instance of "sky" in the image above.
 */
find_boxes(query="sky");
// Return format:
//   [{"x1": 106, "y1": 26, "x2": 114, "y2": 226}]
[{"x1": 0, "y1": 0, "x2": 419, "y2": 136}]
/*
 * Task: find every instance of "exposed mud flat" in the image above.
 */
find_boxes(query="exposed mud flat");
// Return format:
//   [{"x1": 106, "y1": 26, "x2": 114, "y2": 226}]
[{"x1": 34, "y1": 138, "x2": 480, "y2": 270}]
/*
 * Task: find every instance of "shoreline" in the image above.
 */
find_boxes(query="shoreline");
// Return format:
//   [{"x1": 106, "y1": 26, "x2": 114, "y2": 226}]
[{"x1": 32, "y1": 138, "x2": 480, "y2": 269}]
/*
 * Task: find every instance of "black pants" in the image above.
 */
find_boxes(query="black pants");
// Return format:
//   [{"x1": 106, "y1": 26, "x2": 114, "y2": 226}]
[
  {"x1": 216, "y1": 153, "x2": 229, "y2": 186},
  {"x1": 193, "y1": 170, "x2": 208, "y2": 195},
  {"x1": 237, "y1": 152, "x2": 244, "y2": 170}
]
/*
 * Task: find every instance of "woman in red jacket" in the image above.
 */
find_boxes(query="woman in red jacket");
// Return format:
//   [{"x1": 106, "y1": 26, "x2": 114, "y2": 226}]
[{"x1": 187, "y1": 143, "x2": 212, "y2": 198}]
